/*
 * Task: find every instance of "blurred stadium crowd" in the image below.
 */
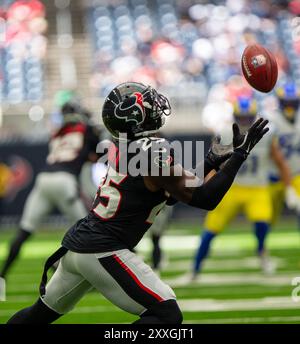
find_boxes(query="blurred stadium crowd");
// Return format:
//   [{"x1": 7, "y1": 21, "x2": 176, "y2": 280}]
[
  {"x1": 0, "y1": 0, "x2": 47, "y2": 103},
  {"x1": 0, "y1": 0, "x2": 300, "y2": 107},
  {"x1": 87, "y1": 0, "x2": 300, "y2": 102}
]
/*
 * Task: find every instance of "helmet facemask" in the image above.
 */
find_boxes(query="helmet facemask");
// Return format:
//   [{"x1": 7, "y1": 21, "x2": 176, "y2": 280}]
[{"x1": 135, "y1": 87, "x2": 172, "y2": 137}]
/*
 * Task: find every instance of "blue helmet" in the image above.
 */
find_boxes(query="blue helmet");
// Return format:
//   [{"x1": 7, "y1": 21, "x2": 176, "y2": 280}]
[
  {"x1": 276, "y1": 82, "x2": 300, "y2": 123},
  {"x1": 233, "y1": 96, "x2": 257, "y2": 129}
]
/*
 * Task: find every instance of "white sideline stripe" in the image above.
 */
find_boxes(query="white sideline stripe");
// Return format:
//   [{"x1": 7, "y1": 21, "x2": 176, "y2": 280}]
[
  {"x1": 186, "y1": 316, "x2": 300, "y2": 324},
  {"x1": 5, "y1": 284, "x2": 38, "y2": 292},
  {"x1": 165, "y1": 272, "x2": 300, "y2": 287},
  {"x1": 3, "y1": 256, "x2": 285, "y2": 282},
  {"x1": 2, "y1": 257, "x2": 286, "y2": 287},
  {"x1": 137, "y1": 232, "x2": 300, "y2": 252},
  {"x1": 0, "y1": 306, "x2": 119, "y2": 317},
  {"x1": 6, "y1": 257, "x2": 285, "y2": 280},
  {"x1": 5, "y1": 274, "x2": 41, "y2": 280},
  {"x1": 1, "y1": 231, "x2": 299, "y2": 259},
  {"x1": 5, "y1": 271, "x2": 300, "y2": 292},
  {"x1": 161, "y1": 257, "x2": 285, "y2": 272},
  {"x1": 178, "y1": 296, "x2": 299, "y2": 312},
  {"x1": 1, "y1": 296, "x2": 299, "y2": 317},
  {"x1": 2, "y1": 295, "x2": 34, "y2": 302},
  {"x1": 3, "y1": 277, "x2": 294, "y2": 303},
  {"x1": 1, "y1": 284, "x2": 290, "y2": 303}
]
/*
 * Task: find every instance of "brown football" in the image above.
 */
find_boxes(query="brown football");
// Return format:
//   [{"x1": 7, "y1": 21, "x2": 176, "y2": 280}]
[{"x1": 241, "y1": 44, "x2": 278, "y2": 93}]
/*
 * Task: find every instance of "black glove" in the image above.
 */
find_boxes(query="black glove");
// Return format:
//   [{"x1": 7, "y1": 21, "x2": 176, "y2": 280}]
[
  {"x1": 232, "y1": 118, "x2": 269, "y2": 159},
  {"x1": 206, "y1": 136, "x2": 233, "y2": 171}
]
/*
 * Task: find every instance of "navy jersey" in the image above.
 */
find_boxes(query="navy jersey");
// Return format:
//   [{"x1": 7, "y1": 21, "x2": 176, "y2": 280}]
[
  {"x1": 45, "y1": 121, "x2": 100, "y2": 176},
  {"x1": 62, "y1": 137, "x2": 174, "y2": 253}
]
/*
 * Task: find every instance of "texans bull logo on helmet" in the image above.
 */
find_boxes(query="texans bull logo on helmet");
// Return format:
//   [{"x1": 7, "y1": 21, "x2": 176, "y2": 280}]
[{"x1": 114, "y1": 92, "x2": 148, "y2": 125}]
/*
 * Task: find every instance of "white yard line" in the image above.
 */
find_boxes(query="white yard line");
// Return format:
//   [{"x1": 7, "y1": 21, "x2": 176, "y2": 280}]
[
  {"x1": 4, "y1": 284, "x2": 38, "y2": 292},
  {"x1": 186, "y1": 315, "x2": 300, "y2": 324},
  {"x1": 1, "y1": 296, "x2": 299, "y2": 318},
  {"x1": 160, "y1": 257, "x2": 285, "y2": 272},
  {"x1": 4, "y1": 270, "x2": 300, "y2": 292},
  {"x1": 0, "y1": 306, "x2": 118, "y2": 317},
  {"x1": 7, "y1": 257, "x2": 285, "y2": 279},
  {"x1": 178, "y1": 296, "x2": 299, "y2": 312},
  {"x1": 165, "y1": 272, "x2": 300, "y2": 287},
  {"x1": 1, "y1": 232, "x2": 299, "y2": 259},
  {"x1": 136, "y1": 232, "x2": 300, "y2": 252}
]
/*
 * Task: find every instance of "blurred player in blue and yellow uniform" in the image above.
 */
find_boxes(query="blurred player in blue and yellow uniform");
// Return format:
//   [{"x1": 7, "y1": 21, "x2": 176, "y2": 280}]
[
  {"x1": 269, "y1": 82, "x2": 300, "y2": 223},
  {"x1": 192, "y1": 96, "x2": 292, "y2": 277}
]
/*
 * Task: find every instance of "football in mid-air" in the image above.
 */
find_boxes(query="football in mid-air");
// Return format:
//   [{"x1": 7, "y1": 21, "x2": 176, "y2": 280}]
[{"x1": 241, "y1": 44, "x2": 278, "y2": 93}]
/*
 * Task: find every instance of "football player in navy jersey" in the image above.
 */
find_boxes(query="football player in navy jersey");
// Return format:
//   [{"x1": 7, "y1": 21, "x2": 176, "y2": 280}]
[
  {"x1": 7, "y1": 82, "x2": 269, "y2": 324},
  {"x1": 0, "y1": 102, "x2": 101, "y2": 279}
]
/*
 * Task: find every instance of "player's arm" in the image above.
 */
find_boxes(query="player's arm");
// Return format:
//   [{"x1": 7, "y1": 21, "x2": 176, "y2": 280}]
[
  {"x1": 165, "y1": 135, "x2": 233, "y2": 206},
  {"x1": 146, "y1": 153, "x2": 245, "y2": 210},
  {"x1": 270, "y1": 138, "x2": 292, "y2": 187},
  {"x1": 270, "y1": 137, "x2": 300, "y2": 210},
  {"x1": 146, "y1": 118, "x2": 269, "y2": 210}
]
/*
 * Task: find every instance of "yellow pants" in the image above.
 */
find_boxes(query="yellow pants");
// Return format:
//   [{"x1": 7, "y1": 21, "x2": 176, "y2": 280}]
[
  {"x1": 204, "y1": 185, "x2": 273, "y2": 234},
  {"x1": 269, "y1": 175, "x2": 300, "y2": 224}
]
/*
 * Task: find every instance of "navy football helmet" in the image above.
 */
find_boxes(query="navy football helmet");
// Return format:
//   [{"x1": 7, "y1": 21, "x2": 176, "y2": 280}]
[{"x1": 102, "y1": 82, "x2": 171, "y2": 140}]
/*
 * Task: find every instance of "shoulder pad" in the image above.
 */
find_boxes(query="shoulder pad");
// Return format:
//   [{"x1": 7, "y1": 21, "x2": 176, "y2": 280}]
[
  {"x1": 130, "y1": 137, "x2": 174, "y2": 174},
  {"x1": 135, "y1": 137, "x2": 169, "y2": 151}
]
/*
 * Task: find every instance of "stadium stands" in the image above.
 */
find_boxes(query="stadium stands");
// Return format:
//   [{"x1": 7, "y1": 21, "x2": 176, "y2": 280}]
[
  {"x1": 86, "y1": 0, "x2": 293, "y2": 101},
  {"x1": 0, "y1": 0, "x2": 47, "y2": 103},
  {"x1": 0, "y1": 0, "x2": 298, "y2": 132}
]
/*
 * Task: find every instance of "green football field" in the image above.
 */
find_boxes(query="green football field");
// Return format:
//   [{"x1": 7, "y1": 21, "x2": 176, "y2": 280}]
[{"x1": 1, "y1": 220, "x2": 300, "y2": 324}]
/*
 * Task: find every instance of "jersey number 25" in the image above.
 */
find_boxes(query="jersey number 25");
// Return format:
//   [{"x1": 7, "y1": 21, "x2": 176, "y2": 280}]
[{"x1": 93, "y1": 168, "x2": 166, "y2": 223}]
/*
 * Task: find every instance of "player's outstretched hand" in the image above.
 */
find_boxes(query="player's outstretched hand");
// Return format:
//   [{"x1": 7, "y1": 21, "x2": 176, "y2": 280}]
[
  {"x1": 232, "y1": 118, "x2": 269, "y2": 158},
  {"x1": 206, "y1": 136, "x2": 233, "y2": 170}
]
